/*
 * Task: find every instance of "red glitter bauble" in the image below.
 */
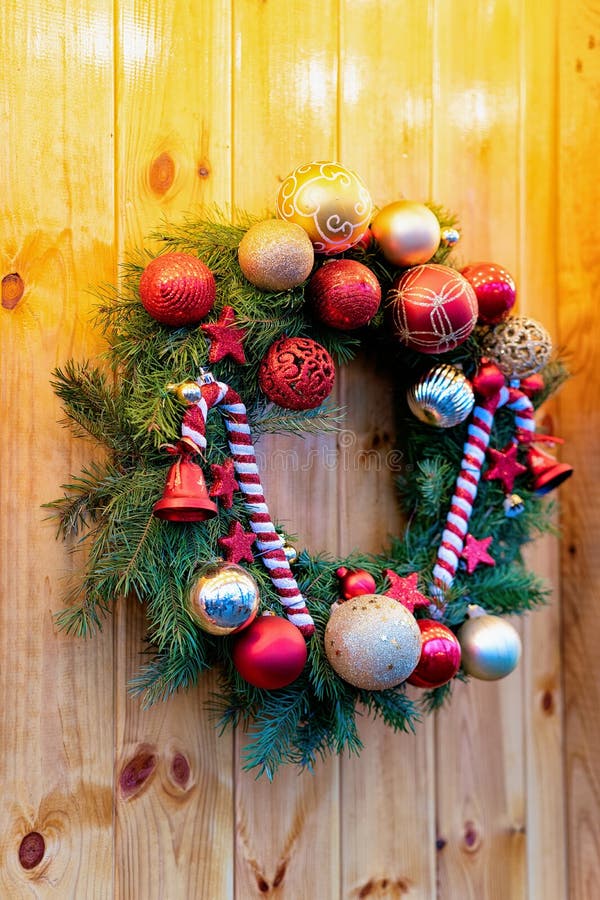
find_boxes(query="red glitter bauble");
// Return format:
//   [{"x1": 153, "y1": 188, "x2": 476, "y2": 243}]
[
  {"x1": 232, "y1": 615, "x2": 308, "y2": 689},
  {"x1": 406, "y1": 619, "x2": 462, "y2": 689},
  {"x1": 258, "y1": 335, "x2": 335, "y2": 410},
  {"x1": 461, "y1": 262, "x2": 516, "y2": 325},
  {"x1": 388, "y1": 264, "x2": 477, "y2": 355},
  {"x1": 307, "y1": 260, "x2": 381, "y2": 330},
  {"x1": 139, "y1": 252, "x2": 216, "y2": 326}
]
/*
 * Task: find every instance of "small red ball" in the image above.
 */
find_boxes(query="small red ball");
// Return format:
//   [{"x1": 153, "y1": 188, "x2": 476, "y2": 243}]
[
  {"x1": 407, "y1": 619, "x2": 462, "y2": 689},
  {"x1": 232, "y1": 615, "x2": 308, "y2": 689},
  {"x1": 307, "y1": 260, "x2": 381, "y2": 330},
  {"x1": 258, "y1": 335, "x2": 335, "y2": 410},
  {"x1": 387, "y1": 264, "x2": 478, "y2": 355},
  {"x1": 471, "y1": 360, "x2": 506, "y2": 398},
  {"x1": 460, "y1": 262, "x2": 516, "y2": 325},
  {"x1": 139, "y1": 252, "x2": 216, "y2": 326},
  {"x1": 336, "y1": 567, "x2": 377, "y2": 600}
]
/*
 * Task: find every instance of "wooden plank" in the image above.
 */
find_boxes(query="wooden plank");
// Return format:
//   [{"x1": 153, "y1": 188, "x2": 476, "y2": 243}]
[
  {"x1": 113, "y1": 3, "x2": 234, "y2": 898},
  {"x1": 0, "y1": 1, "x2": 115, "y2": 896},
  {"x1": 231, "y1": 2, "x2": 341, "y2": 897},
  {"x1": 432, "y1": 2, "x2": 527, "y2": 897},
  {"x1": 338, "y1": 2, "x2": 437, "y2": 897},
  {"x1": 557, "y1": 2, "x2": 600, "y2": 896},
  {"x1": 519, "y1": 1, "x2": 568, "y2": 896}
]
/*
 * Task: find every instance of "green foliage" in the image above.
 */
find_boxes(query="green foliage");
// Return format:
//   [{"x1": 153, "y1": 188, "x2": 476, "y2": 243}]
[{"x1": 47, "y1": 207, "x2": 569, "y2": 775}]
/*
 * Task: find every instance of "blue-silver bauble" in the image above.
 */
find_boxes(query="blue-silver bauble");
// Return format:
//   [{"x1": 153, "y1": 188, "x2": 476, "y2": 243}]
[
  {"x1": 407, "y1": 364, "x2": 475, "y2": 428},
  {"x1": 457, "y1": 607, "x2": 522, "y2": 680},
  {"x1": 186, "y1": 562, "x2": 260, "y2": 635}
]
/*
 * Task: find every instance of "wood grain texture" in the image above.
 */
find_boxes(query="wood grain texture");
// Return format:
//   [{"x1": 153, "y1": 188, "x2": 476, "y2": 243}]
[
  {"x1": 0, "y1": 1, "x2": 115, "y2": 896},
  {"x1": 114, "y1": 2, "x2": 234, "y2": 898},
  {"x1": 558, "y1": 2, "x2": 600, "y2": 897}
]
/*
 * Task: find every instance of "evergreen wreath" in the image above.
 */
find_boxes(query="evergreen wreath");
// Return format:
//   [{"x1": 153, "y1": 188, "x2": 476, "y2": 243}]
[{"x1": 47, "y1": 161, "x2": 570, "y2": 778}]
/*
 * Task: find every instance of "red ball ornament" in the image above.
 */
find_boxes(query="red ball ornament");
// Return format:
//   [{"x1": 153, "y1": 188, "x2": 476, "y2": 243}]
[
  {"x1": 407, "y1": 619, "x2": 462, "y2": 689},
  {"x1": 307, "y1": 260, "x2": 381, "y2": 330},
  {"x1": 139, "y1": 252, "x2": 216, "y2": 326},
  {"x1": 258, "y1": 335, "x2": 335, "y2": 410},
  {"x1": 471, "y1": 359, "x2": 506, "y2": 398},
  {"x1": 336, "y1": 566, "x2": 377, "y2": 600},
  {"x1": 387, "y1": 264, "x2": 478, "y2": 354},
  {"x1": 232, "y1": 615, "x2": 308, "y2": 689},
  {"x1": 461, "y1": 262, "x2": 516, "y2": 325}
]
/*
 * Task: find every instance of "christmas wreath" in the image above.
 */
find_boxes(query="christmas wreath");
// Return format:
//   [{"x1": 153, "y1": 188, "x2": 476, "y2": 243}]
[{"x1": 48, "y1": 161, "x2": 571, "y2": 778}]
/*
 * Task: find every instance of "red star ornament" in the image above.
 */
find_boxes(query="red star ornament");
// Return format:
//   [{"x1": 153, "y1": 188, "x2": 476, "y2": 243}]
[
  {"x1": 383, "y1": 570, "x2": 430, "y2": 614},
  {"x1": 484, "y1": 442, "x2": 527, "y2": 493},
  {"x1": 209, "y1": 458, "x2": 239, "y2": 509},
  {"x1": 201, "y1": 305, "x2": 247, "y2": 364},
  {"x1": 461, "y1": 534, "x2": 495, "y2": 574},
  {"x1": 218, "y1": 520, "x2": 256, "y2": 564}
]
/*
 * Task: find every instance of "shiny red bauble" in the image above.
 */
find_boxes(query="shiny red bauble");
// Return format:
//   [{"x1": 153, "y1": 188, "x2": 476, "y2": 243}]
[
  {"x1": 471, "y1": 359, "x2": 506, "y2": 398},
  {"x1": 307, "y1": 260, "x2": 381, "y2": 330},
  {"x1": 387, "y1": 264, "x2": 478, "y2": 355},
  {"x1": 406, "y1": 619, "x2": 462, "y2": 689},
  {"x1": 258, "y1": 335, "x2": 335, "y2": 410},
  {"x1": 460, "y1": 262, "x2": 516, "y2": 325},
  {"x1": 232, "y1": 615, "x2": 308, "y2": 689},
  {"x1": 336, "y1": 566, "x2": 377, "y2": 600},
  {"x1": 139, "y1": 252, "x2": 216, "y2": 326}
]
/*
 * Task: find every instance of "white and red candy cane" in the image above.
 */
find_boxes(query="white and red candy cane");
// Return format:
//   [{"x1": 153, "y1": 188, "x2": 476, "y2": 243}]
[
  {"x1": 181, "y1": 371, "x2": 315, "y2": 638},
  {"x1": 430, "y1": 367, "x2": 535, "y2": 607}
]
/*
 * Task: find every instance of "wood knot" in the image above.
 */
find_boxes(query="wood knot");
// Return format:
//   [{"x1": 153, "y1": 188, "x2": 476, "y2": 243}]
[
  {"x1": 19, "y1": 832, "x2": 45, "y2": 870},
  {"x1": 436, "y1": 836, "x2": 447, "y2": 851},
  {"x1": 541, "y1": 688, "x2": 555, "y2": 715},
  {"x1": 197, "y1": 161, "x2": 211, "y2": 179},
  {"x1": 169, "y1": 752, "x2": 191, "y2": 790},
  {"x1": 2, "y1": 273, "x2": 25, "y2": 309},
  {"x1": 119, "y1": 746, "x2": 157, "y2": 799},
  {"x1": 357, "y1": 876, "x2": 411, "y2": 897},
  {"x1": 462, "y1": 820, "x2": 481, "y2": 853},
  {"x1": 149, "y1": 152, "x2": 175, "y2": 195}
]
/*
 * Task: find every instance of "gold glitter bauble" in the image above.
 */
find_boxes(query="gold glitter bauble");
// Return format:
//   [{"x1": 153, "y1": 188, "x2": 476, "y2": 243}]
[
  {"x1": 276, "y1": 161, "x2": 373, "y2": 255},
  {"x1": 371, "y1": 201, "x2": 441, "y2": 267},
  {"x1": 480, "y1": 315, "x2": 552, "y2": 378},
  {"x1": 324, "y1": 594, "x2": 421, "y2": 690},
  {"x1": 238, "y1": 219, "x2": 314, "y2": 291},
  {"x1": 186, "y1": 562, "x2": 260, "y2": 635}
]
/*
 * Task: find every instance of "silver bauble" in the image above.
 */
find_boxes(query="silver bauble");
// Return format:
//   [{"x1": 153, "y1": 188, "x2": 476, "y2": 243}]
[
  {"x1": 457, "y1": 609, "x2": 522, "y2": 680},
  {"x1": 480, "y1": 316, "x2": 552, "y2": 379},
  {"x1": 407, "y1": 364, "x2": 475, "y2": 428},
  {"x1": 187, "y1": 562, "x2": 260, "y2": 635}
]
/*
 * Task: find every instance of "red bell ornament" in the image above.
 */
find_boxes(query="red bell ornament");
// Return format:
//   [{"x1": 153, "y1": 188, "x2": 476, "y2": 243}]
[
  {"x1": 407, "y1": 619, "x2": 462, "y2": 689},
  {"x1": 153, "y1": 454, "x2": 218, "y2": 522},
  {"x1": 527, "y1": 446, "x2": 574, "y2": 495}
]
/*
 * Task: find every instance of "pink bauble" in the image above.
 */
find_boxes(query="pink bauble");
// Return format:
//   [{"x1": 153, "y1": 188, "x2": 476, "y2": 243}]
[
  {"x1": 407, "y1": 619, "x2": 462, "y2": 689},
  {"x1": 387, "y1": 264, "x2": 478, "y2": 354},
  {"x1": 460, "y1": 262, "x2": 516, "y2": 325},
  {"x1": 232, "y1": 615, "x2": 308, "y2": 689}
]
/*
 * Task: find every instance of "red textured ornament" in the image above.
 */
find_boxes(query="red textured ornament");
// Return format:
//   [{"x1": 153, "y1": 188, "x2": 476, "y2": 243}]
[
  {"x1": 407, "y1": 619, "x2": 462, "y2": 689},
  {"x1": 461, "y1": 534, "x2": 495, "y2": 575},
  {"x1": 232, "y1": 614, "x2": 308, "y2": 689},
  {"x1": 139, "y1": 253, "x2": 216, "y2": 326},
  {"x1": 209, "y1": 458, "x2": 239, "y2": 509},
  {"x1": 485, "y1": 443, "x2": 528, "y2": 492},
  {"x1": 307, "y1": 260, "x2": 381, "y2": 330},
  {"x1": 218, "y1": 521, "x2": 256, "y2": 564},
  {"x1": 336, "y1": 566, "x2": 377, "y2": 600},
  {"x1": 258, "y1": 335, "x2": 335, "y2": 410},
  {"x1": 387, "y1": 264, "x2": 478, "y2": 354},
  {"x1": 461, "y1": 262, "x2": 517, "y2": 325},
  {"x1": 383, "y1": 570, "x2": 430, "y2": 614},
  {"x1": 472, "y1": 359, "x2": 506, "y2": 398},
  {"x1": 201, "y1": 305, "x2": 247, "y2": 364},
  {"x1": 520, "y1": 373, "x2": 545, "y2": 397}
]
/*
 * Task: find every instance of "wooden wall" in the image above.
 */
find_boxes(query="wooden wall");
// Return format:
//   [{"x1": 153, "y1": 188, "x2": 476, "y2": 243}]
[{"x1": 0, "y1": 1, "x2": 598, "y2": 897}]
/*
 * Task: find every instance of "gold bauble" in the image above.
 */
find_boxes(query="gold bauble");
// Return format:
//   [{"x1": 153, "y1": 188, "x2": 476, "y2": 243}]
[
  {"x1": 282, "y1": 543, "x2": 298, "y2": 565},
  {"x1": 186, "y1": 562, "x2": 260, "y2": 636},
  {"x1": 166, "y1": 380, "x2": 202, "y2": 405},
  {"x1": 324, "y1": 594, "x2": 421, "y2": 690},
  {"x1": 480, "y1": 315, "x2": 552, "y2": 378},
  {"x1": 371, "y1": 201, "x2": 441, "y2": 267},
  {"x1": 276, "y1": 161, "x2": 373, "y2": 255},
  {"x1": 238, "y1": 219, "x2": 314, "y2": 291}
]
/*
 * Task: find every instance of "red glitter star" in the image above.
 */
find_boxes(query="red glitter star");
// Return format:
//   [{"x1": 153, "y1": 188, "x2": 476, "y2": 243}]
[
  {"x1": 383, "y1": 570, "x2": 430, "y2": 614},
  {"x1": 218, "y1": 520, "x2": 256, "y2": 564},
  {"x1": 201, "y1": 306, "x2": 247, "y2": 364},
  {"x1": 484, "y1": 442, "x2": 527, "y2": 492},
  {"x1": 461, "y1": 534, "x2": 495, "y2": 574},
  {"x1": 209, "y1": 458, "x2": 239, "y2": 509}
]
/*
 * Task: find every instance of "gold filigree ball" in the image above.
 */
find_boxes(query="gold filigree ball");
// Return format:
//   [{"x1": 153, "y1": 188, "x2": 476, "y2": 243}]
[{"x1": 480, "y1": 316, "x2": 552, "y2": 378}]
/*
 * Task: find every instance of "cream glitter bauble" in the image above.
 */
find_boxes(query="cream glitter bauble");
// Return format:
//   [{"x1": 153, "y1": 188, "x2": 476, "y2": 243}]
[
  {"x1": 276, "y1": 161, "x2": 373, "y2": 255},
  {"x1": 237, "y1": 219, "x2": 315, "y2": 291},
  {"x1": 324, "y1": 594, "x2": 421, "y2": 690}
]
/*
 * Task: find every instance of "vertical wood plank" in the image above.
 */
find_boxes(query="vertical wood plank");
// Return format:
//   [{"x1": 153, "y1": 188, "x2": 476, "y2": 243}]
[
  {"x1": 432, "y1": 3, "x2": 527, "y2": 897},
  {"x1": 113, "y1": 3, "x2": 234, "y2": 898},
  {"x1": 231, "y1": 2, "x2": 341, "y2": 897},
  {"x1": 338, "y1": 2, "x2": 437, "y2": 898},
  {"x1": 558, "y1": 2, "x2": 600, "y2": 897},
  {"x1": 0, "y1": 1, "x2": 115, "y2": 895}
]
